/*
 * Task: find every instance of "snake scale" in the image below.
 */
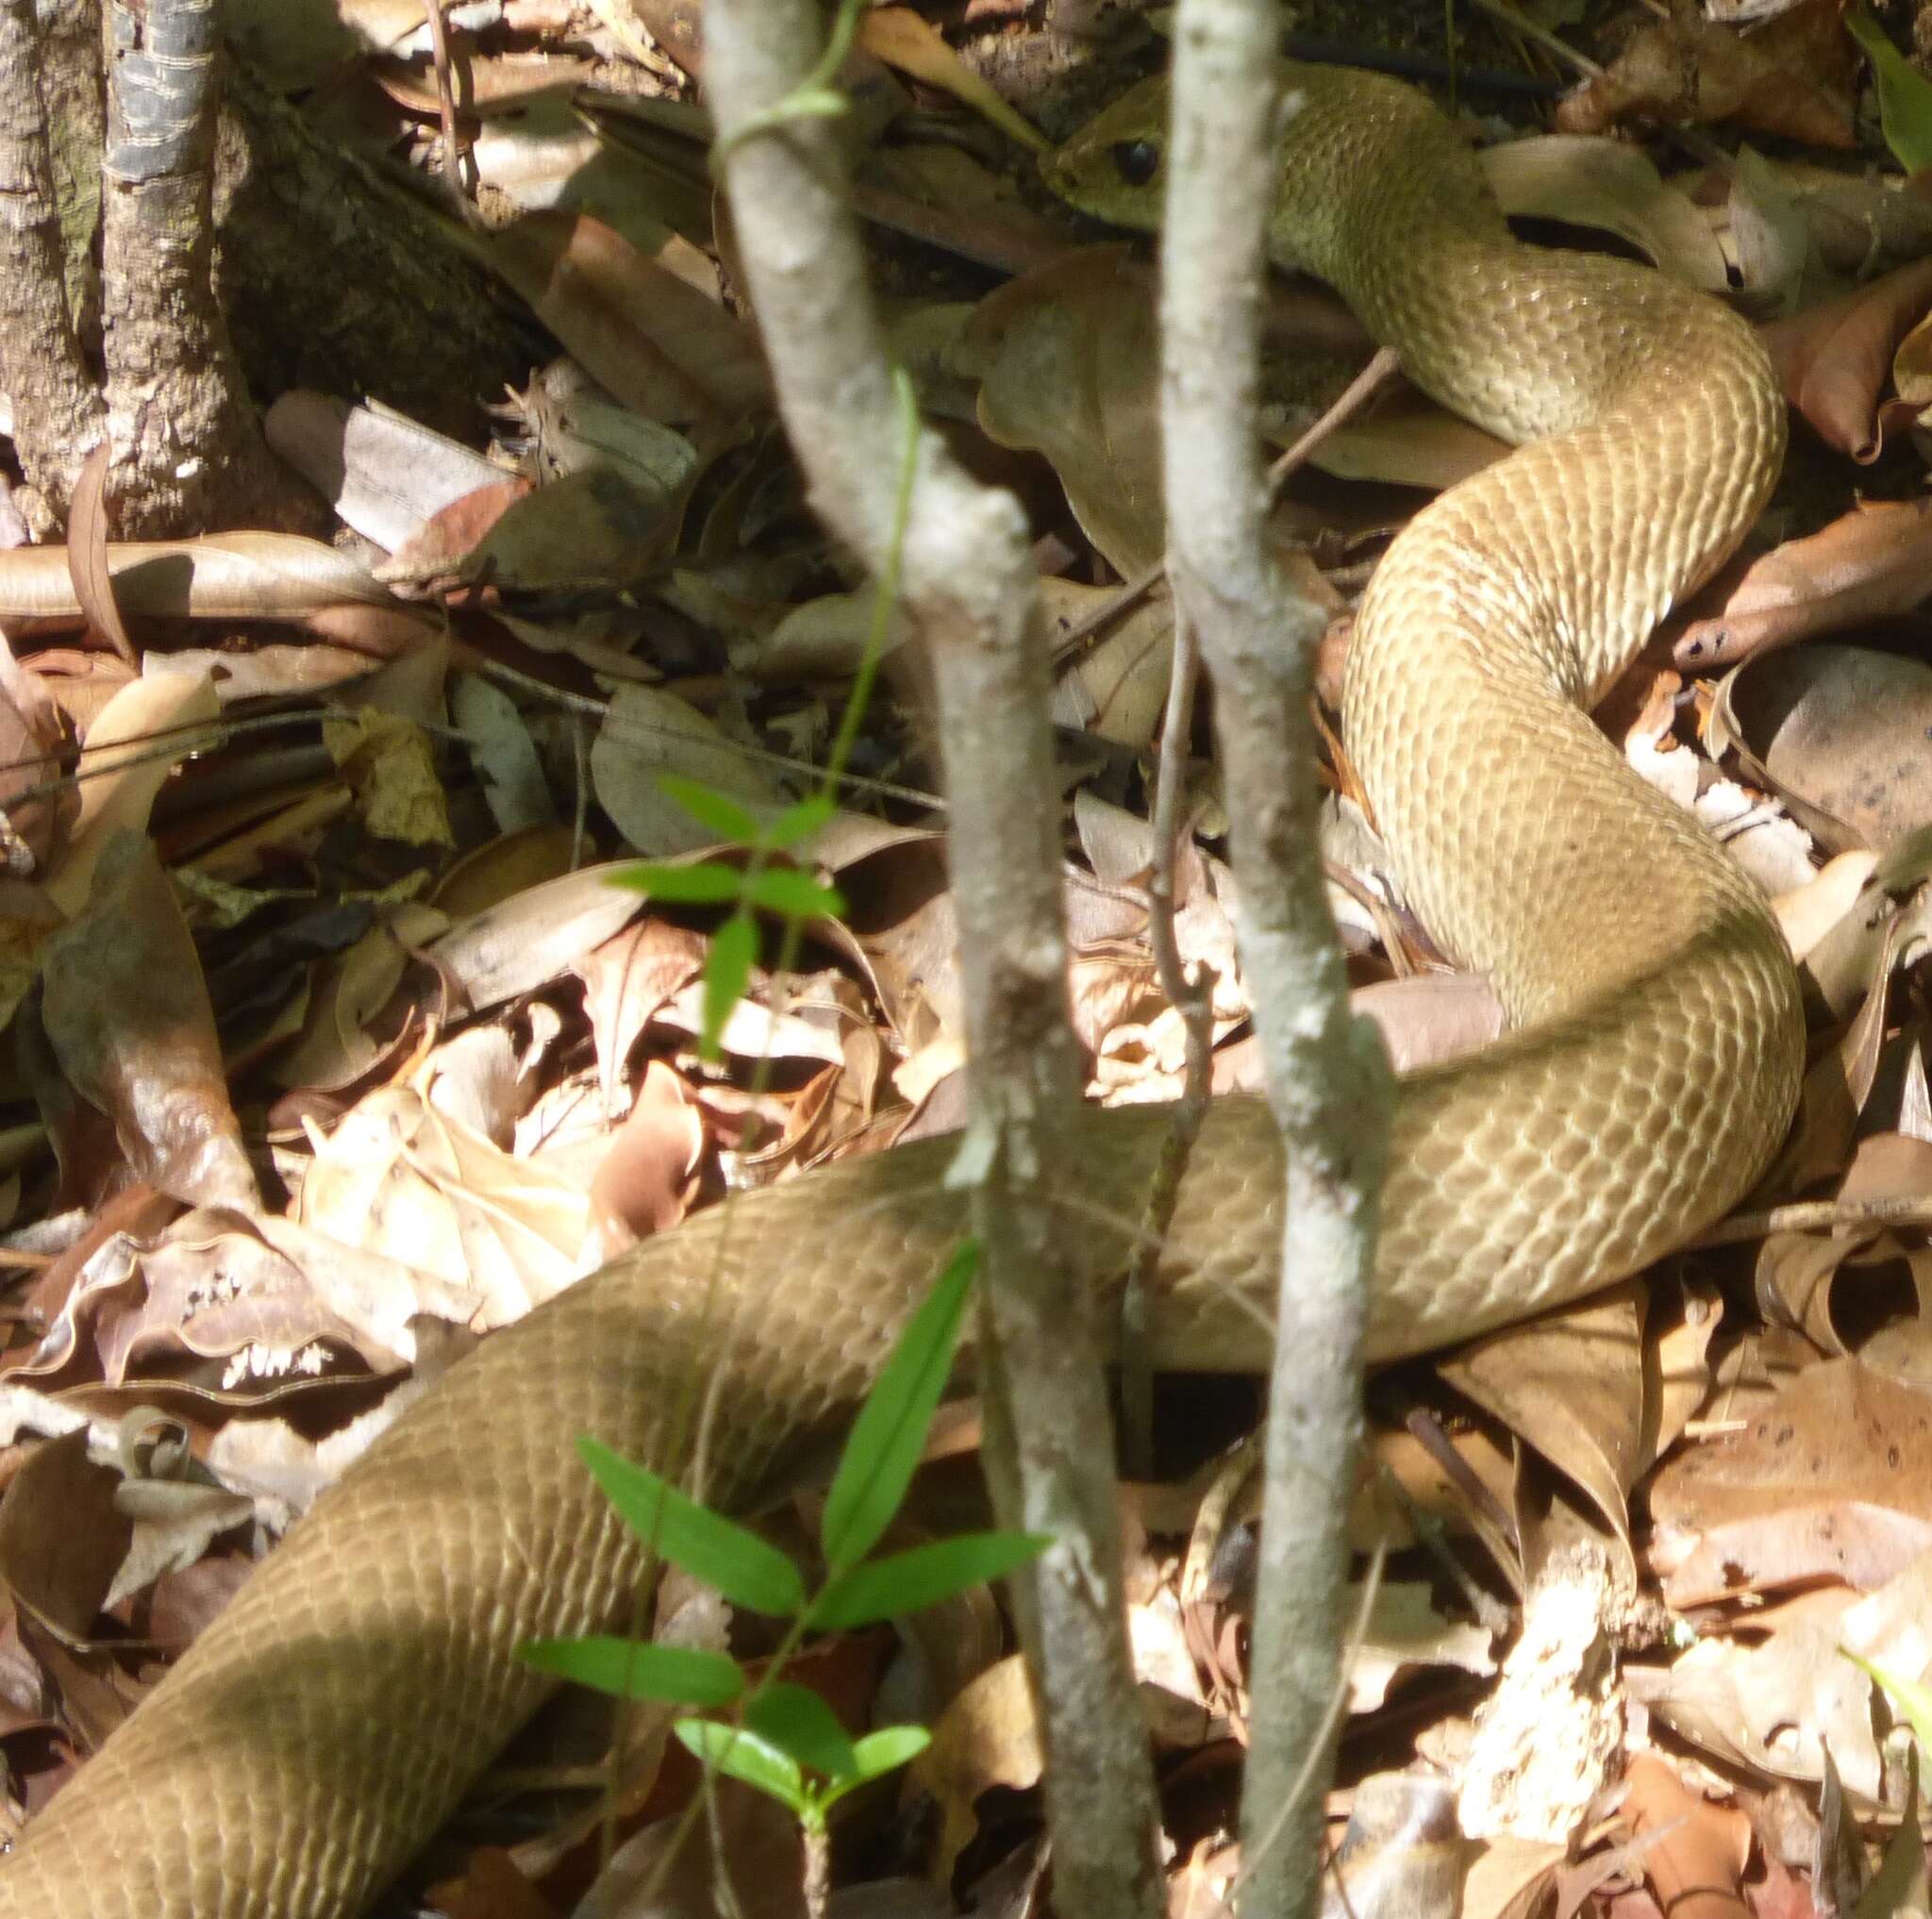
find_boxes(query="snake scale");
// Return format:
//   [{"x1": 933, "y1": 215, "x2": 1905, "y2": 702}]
[{"x1": 0, "y1": 63, "x2": 1804, "y2": 1918}]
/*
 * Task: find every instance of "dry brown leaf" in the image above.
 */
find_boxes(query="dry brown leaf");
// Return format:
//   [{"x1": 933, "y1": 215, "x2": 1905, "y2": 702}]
[
  {"x1": 591, "y1": 684, "x2": 784, "y2": 857},
  {"x1": 66, "y1": 445, "x2": 134, "y2": 667},
  {"x1": 1758, "y1": 259, "x2": 1932, "y2": 463},
  {"x1": 322, "y1": 708, "x2": 453, "y2": 850},
  {"x1": 1621, "y1": 1753, "x2": 1753, "y2": 1919},
  {"x1": 1437, "y1": 1282, "x2": 1649, "y2": 1588},
  {"x1": 1774, "y1": 847, "x2": 1881, "y2": 962},
  {"x1": 14, "y1": 1614, "x2": 144, "y2": 1757},
  {"x1": 625, "y1": 0, "x2": 701, "y2": 75},
  {"x1": 367, "y1": 50, "x2": 598, "y2": 117},
  {"x1": 0, "y1": 534, "x2": 391, "y2": 621},
  {"x1": 1787, "y1": 838, "x2": 1932, "y2": 1037},
  {"x1": 1041, "y1": 579, "x2": 1174, "y2": 751},
  {"x1": 115, "y1": 1211, "x2": 472, "y2": 1381},
  {"x1": 1347, "y1": 1581, "x2": 1496, "y2": 1715},
  {"x1": 377, "y1": 478, "x2": 531, "y2": 583},
  {"x1": 0, "y1": 626, "x2": 72, "y2": 866},
  {"x1": 430, "y1": 860, "x2": 648, "y2": 1012},
  {"x1": 264, "y1": 390, "x2": 509, "y2": 552},
  {"x1": 1648, "y1": 1357, "x2": 1932, "y2": 1606},
  {"x1": 585, "y1": 1059, "x2": 704, "y2": 1257},
  {"x1": 421, "y1": 1844, "x2": 564, "y2": 1919},
  {"x1": 504, "y1": 360, "x2": 701, "y2": 496},
  {"x1": 295, "y1": 1076, "x2": 590, "y2": 1323},
  {"x1": 107, "y1": 1473, "x2": 255, "y2": 1615},
  {"x1": 429, "y1": 825, "x2": 578, "y2": 923},
  {"x1": 488, "y1": 211, "x2": 768, "y2": 425},
  {"x1": 1311, "y1": 383, "x2": 1509, "y2": 493},
  {"x1": 1726, "y1": 143, "x2": 1812, "y2": 318},
  {"x1": 575, "y1": 918, "x2": 708, "y2": 1104},
  {"x1": 45, "y1": 668, "x2": 219, "y2": 916},
  {"x1": 1321, "y1": 1774, "x2": 1472, "y2": 1919},
  {"x1": 207, "y1": 1384, "x2": 425, "y2": 1525},
  {"x1": 520, "y1": 1781, "x2": 805, "y2": 1919},
  {"x1": 1555, "y1": 3, "x2": 1855, "y2": 147},
  {"x1": 1708, "y1": 641, "x2": 1932, "y2": 848},
  {"x1": 268, "y1": 909, "x2": 437, "y2": 1093},
  {"x1": 0, "y1": 1587, "x2": 67, "y2": 1750},
  {"x1": 0, "y1": 879, "x2": 60, "y2": 1057},
  {"x1": 1754, "y1": 1129, "x2": 1932, "y2": 1354},
  {"x1": 0, "y1": 1431, "x2": 128, "y2": 1644},
  {"x1": 657, "y1": 973, "x2": 845, "y2": 1072},
  {"x1": 754, "y1": 588, "x2": 916, "y2": 684},
  {"x1": 455, "y1": 467, "x2": 677, "y2": 592},
  {"x1": 911, "y1": 1655, "x2": 1042, "y2": 1882},
  {"x1": 858, "y1": 8, "x2": 1048, "y2": 153},
  {"x1": 1350, "y1": 973, "x2": 1505, "y2": 1073},
  {"x1": 961, "y1": 246, "x2": 1164, "y2": 575},
  {"x1": 1679, "y1": 505, "x2": 1932, "y2": 673},
  {"x1": 1486, "y1": 135, "x2": 1730, "y2": 289},
  {"x1": 1458, "y1": 1836, "x2": 1567, "y2": 1919},
  {"x1": 1632, "y1": 1589, "x2": 1879, "y2": 1802},
  {"x1": 42, "y1": 830, "x2": 257, "y2": 1210}
]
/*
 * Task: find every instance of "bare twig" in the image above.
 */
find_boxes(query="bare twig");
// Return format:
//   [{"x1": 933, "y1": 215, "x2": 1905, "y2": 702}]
[
  {"x1": 1119, "y1": 602, "x2": 1216, "y2": 1476},
  {"x1": 1160, "y1": 11, "x2": 1394, "y2": 1918},
  {"x1": 1265, "y1": 344, "x2": 1402, "y2": 496},
  {"x1": 419, "y1": 0, "x2": 479, "y2": 216},
  {"x1": 1690, "y1": 1193, "x2": 1932, "y2": 1247},
  {"x1": 704, "y1": 8, "x2": 1163, "y2": 1914}
]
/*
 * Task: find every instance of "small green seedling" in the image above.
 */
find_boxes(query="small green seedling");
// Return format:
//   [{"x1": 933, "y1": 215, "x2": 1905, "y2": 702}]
[
  {"x1": 610, "y1": 366, "x2": 919, "y2": 1065},
  {"x1": 675, "y1": 1687, "x2": 933, "y2": 1837},
  {"x1": 1848, "y1": 6, "x2": 1932, "y2": 174},
  {"x1": 521, "y1": 1240, "x2": 1050, "y2": 1834},
  {"x1": 1846, "y1": 1647, "x2": 1932, "y2": 1755},
  {"x1": 610, "y1": 782, "x2": 845, "y2": 1064}
]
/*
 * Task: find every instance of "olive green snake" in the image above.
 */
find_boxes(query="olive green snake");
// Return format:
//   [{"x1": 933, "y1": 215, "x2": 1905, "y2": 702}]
[{"x1": 0, "y1": 64, "x2": 1803, "y2": 1917}]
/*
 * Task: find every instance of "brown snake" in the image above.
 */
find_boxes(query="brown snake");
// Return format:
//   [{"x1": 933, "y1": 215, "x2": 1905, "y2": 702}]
[{"x1": 0, "y1": 64, "x2": 1804, "y2": 1918}]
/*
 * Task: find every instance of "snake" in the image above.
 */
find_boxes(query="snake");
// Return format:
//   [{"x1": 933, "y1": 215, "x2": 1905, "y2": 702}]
[{"x1": 0, "y1": 61, "x2": 1804, "y2": 1919}]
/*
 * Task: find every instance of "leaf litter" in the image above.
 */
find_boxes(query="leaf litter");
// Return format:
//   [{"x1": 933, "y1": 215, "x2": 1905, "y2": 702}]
[{"x1": 3, "y1": 5, "x2": 1932, "y2": 1916}]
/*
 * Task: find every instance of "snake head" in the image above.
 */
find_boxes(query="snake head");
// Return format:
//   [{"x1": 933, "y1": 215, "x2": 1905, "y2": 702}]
[{"x1": 1043, "y1": 75, "x2": 1173, "y2": 231}]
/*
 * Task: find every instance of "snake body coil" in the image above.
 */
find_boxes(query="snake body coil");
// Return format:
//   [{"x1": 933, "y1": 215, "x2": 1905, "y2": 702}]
[{"x1": 0, "y1": 65, "x2": 1803, "y2": 1917}]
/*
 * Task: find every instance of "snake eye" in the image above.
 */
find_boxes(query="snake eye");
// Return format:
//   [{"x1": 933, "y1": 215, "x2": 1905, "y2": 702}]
[{"x1": 1110, "y1": 140, "x2": 1161, "y2": 189}]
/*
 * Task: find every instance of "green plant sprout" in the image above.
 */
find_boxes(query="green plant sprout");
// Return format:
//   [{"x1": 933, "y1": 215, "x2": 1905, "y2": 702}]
[
  {"x1": 1847, "y1": 6, "x2": 1932, "y2": 174},
  {"x1": 611, "y1": 365, "x2": 921, "y2": 1063},
  {"x1": 674, "y1": 1696, "x2": 931, "y2": 1838},
  {"x1": 560, "y1": 97, "x2": 951, "y2": 1900},
  {"x1": 1846, "y1": 1647, "x2": 1932, "y2": 1756},
  {"x1": 520, "y1": 1240, "x2": 1049, "y2": 1846}
]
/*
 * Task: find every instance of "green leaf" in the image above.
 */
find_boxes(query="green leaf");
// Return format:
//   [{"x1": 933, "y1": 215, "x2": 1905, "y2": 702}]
[
  {"x1": 742, "y1": 867, "x2": 844, "y2": 922},
  {"x1": 745, "y1": 1681, "x2": 858, "y2": 1784},
  {"x1": 519, "y1": 1635, "x2": 744, "y2": 1708},
  {"x1": 820, "y1": 1240, "x2": 977, "y2": 1573},
  {"x1": 576, "y1": 1435, "x2": 806, "y2": 1617},
  {"x1": 614, "y1": 861, "x2": 745, "y2": 905},
  {"x1": 817, "y1": 1726, "x2": 932, "y2": 1821},
  {"x1": 1849, "y1": 6, "x2": 1932, "y2": 172},
  {"x1": 848, "y1": 1725, "x2": 931, "y2": 1781},
  {"x1": 657, "y1": 775, "x2": 762, "y2": 845},
  {"x1": 674, "y1": 1719, "x2": 808, "y2": 1816},
  {"x1": 1847, "y1": 1649, "x2": 1932, "y2": 1750},
  {"x1": 808, "y1": 1530, "x2": 1053, "y2": 1630},
  {"x1": 762, "y1": 793, "x2": 836, "y2": 852},
  {"x1": 700, "y1": 909, "x2": 758, "y2": 1062}
]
